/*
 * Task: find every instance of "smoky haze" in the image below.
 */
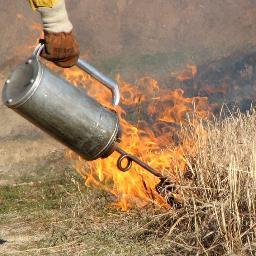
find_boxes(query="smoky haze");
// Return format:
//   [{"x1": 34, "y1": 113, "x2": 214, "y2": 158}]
[{"x1": 1, "y1": 0, "x2": 256, "y2": 79}]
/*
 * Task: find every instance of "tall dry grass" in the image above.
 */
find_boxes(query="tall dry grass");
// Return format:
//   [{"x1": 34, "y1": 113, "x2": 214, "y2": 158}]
[{"x1": 137, "y1": 109, "x2": 256, "y2": 255}]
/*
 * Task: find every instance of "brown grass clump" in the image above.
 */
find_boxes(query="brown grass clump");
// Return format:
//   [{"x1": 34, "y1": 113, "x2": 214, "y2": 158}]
[{"x1": 136, "y1": 110, "x2": 256, "y2": 255}]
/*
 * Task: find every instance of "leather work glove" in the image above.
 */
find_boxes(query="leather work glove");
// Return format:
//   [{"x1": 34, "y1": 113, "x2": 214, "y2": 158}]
[
  {"x1": 30, "y1": 0, "x2": 80, "y2": 68},
  {"x1": 40, "y1": 30, "x2": 80, "y2": 68}
]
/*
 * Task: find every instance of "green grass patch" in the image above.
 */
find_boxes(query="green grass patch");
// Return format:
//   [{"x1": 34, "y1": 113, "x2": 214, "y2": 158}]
[
  {"x1": 0, "y1": 168, "x2": 82, "y2": 214},
  {"x1": 0, "y1": 167, "x2": 162, "y2": 255}
]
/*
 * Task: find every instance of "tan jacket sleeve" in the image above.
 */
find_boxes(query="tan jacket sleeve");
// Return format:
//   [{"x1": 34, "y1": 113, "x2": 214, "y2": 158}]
[
  {"x1": 29, "y1": 0, "x2": 73, "y2": 33},
  {"x1": 29, "y1": 0, "x2": 60, "y2": 9}
]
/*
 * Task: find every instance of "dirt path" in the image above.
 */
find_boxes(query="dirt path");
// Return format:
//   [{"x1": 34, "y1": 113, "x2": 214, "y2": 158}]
[
  {"x1": 0, "y1": 99, "x2": 66, "y2": 183},
  {"x1": 0, "y1": 218, "x2": 45, "y2": 255}
]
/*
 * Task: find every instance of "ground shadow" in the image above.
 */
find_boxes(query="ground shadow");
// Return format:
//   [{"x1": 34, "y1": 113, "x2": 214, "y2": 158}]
[{"x1": 0, "y1": 239, "x2": 7, "y2": 245}]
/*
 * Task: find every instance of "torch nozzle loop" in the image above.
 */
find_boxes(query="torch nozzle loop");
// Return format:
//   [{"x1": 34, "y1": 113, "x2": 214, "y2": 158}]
[
  {"x1": 117, "y1": 153, "x2": 133, "y2": 172},
  {"x1": 115, "y1": 147, "x2": 163, "y2": 178}
]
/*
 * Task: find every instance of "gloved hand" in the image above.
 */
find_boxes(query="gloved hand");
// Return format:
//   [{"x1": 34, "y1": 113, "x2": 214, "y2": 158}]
[{"x1": 40, "y1": 30, "x2": 80, "y2": 68}]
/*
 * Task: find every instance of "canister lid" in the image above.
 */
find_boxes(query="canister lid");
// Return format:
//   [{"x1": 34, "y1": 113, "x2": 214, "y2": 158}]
[{"x1": 2, "y1": 57, "x2": 43, "y2": 108}]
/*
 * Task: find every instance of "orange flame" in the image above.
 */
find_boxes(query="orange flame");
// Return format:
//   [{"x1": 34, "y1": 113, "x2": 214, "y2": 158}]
[
  {"x1": 24, "y1": 22, "x2": 210, "y2": 211},
  {"x1": 62, "y1": 66, "x2": 210, "y2": 211},
  {"x1": 174, "y1": 64, "x2": 198, "y2": 81}
]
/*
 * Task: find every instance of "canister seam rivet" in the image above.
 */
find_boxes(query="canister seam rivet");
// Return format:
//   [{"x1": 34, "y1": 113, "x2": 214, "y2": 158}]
[
  {"x1": 27, "y1": 59, "x2": 33, "y2": 64},
  {"x1": 7, "y1": 99, "x2": 13, "y2": 104},
  {"x1": 5, "y1": 80, "x2": 10, "y2": 84}
]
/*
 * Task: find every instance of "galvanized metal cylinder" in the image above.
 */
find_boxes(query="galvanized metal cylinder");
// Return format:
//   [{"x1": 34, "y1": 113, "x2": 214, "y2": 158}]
[{"x1": 2, "y1": 57, "x2": 121, "y2": 160}]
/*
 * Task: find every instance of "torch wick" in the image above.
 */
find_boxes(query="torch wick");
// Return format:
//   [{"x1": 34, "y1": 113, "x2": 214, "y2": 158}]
[
  {"x1": 115, "y1": 146, "x2": 163, "y2": 178},
  {"x1": 115, "y1": 147, "x2": 181, "y2": 207}
]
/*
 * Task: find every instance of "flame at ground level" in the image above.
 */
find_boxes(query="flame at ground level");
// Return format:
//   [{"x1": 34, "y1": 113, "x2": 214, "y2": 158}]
[
  {"x1": 64, "y1": 67, "x2": 211, "y2": 211},
  {"x1": 19, "y1": 23, "x2": 211, "y2": 210}
]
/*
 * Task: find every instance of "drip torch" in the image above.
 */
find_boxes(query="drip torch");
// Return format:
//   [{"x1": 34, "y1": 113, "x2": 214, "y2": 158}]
[{"x1": 2, "y1": 44, "x2": 179, "y2": 207}]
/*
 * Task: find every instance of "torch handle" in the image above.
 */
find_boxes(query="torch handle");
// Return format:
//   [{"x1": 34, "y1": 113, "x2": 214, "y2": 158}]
[
  {"x1": 115, "y1": 147, "x2": 163, "y2": 178},
  {"x1": 32, "y1": 43, "x2": 120, "y2": 106},
  {"x1": 77, "y1": 59, "x2": 120, "y2": 106}
]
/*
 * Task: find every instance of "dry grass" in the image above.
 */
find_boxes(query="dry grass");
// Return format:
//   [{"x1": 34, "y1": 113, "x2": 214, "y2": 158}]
[{"x1": 136, "y1": 109, "x2": 256, "y2": 255}]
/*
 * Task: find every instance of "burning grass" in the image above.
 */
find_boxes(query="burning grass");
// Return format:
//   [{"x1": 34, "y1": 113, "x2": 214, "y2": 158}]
[
  {"x1": 60, "y1": 62, "x2": 256, "y2": 254},
  {"x1": 136, "y1": 109, "x2": 256, "y2": 255},
  {"x1": 1, "y1": 108, "x2": 255, "y2": 255},
  {"x1": 2, "y1": 13, "x2": 256, "y2": 254},
  {"x1": 64, "y1": 69, "x2": 211, "y2": 211}
]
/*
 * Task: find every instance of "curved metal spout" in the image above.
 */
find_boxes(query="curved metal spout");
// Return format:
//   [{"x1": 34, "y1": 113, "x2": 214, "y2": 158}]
[
  {"x1": 77, "y1": 59, "x2": 120, "y2": 106},
  {"x1": 33, "y1": 43, "x2": 120, "y2": 106}
]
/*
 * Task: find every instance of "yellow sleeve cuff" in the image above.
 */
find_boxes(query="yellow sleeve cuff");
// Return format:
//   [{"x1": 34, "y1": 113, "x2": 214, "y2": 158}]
[{"x1": 29, "y1": 0, "x2": 60, "y2": 10}]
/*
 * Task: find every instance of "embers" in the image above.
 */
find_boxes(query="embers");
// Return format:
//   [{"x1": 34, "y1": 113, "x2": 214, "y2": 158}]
[{"x1": 155, "y1": 177, "x2": 183, "y2": 209}]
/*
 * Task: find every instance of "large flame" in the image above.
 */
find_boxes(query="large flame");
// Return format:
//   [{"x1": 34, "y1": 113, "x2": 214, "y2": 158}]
[
  {"x1": 23, "y1": 22, "x2": 211, "y2": 211},
  {"x1": 63, "y1": 67, "x2": 211, "y2": 211}
]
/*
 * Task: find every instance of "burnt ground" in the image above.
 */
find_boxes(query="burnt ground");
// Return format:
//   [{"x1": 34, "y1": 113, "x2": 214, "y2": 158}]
[{"x1": 1, "y1": 0, "x2": 256, "y2": 254}]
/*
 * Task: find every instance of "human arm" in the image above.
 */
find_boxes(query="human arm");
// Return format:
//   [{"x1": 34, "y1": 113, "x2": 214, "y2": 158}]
[{"x1": 29, "y1": 0, "x2": 80, "y2": 68}]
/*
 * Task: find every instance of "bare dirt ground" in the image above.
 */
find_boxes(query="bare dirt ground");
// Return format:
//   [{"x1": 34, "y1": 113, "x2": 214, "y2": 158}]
[
  {"x1": 0, "y1": 94, "x2": 65, "y2": 184},
  {"x1": 1, "y1": 1, "x2": 256, "y2": 255}
]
